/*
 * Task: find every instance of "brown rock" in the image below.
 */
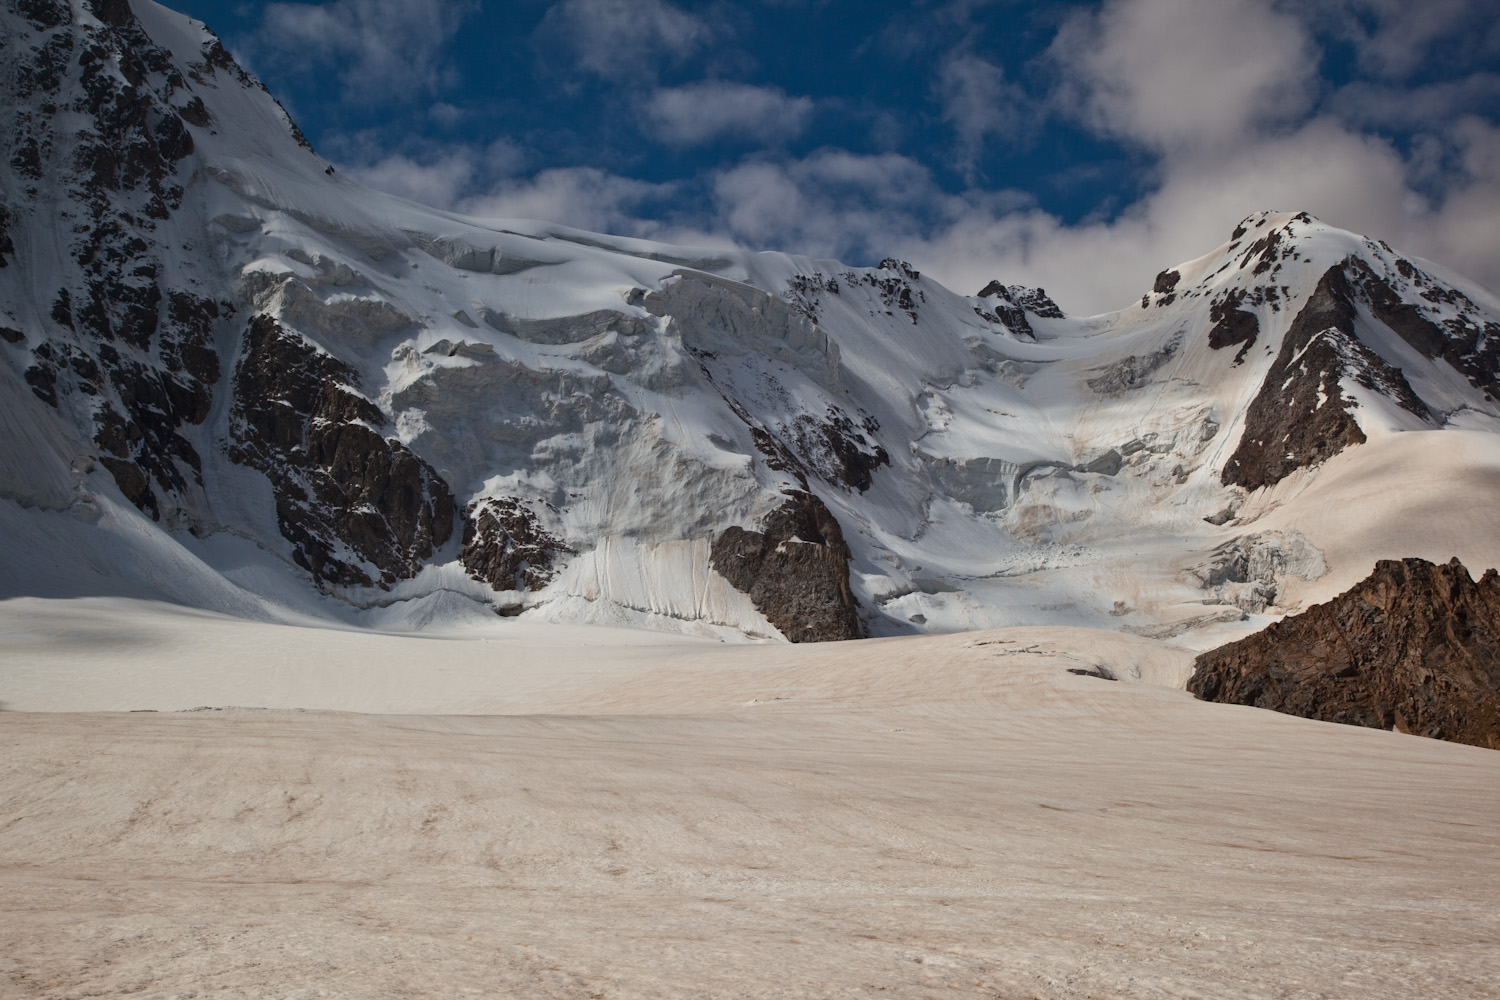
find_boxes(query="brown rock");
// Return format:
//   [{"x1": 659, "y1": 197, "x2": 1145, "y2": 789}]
[
  {"x1": 229, "y1": 315, "x2": 454, "y2": 588},
  {"x1": 710, "y1": 490, "x2": 864, "y2": 642},
  {"x1": 1222, "y1": 264, "x2": 1427, "y2": 491},
  {"x1": 460, "y1": 497, "x2": 571, "y2": 593},
  {"x1": 1189, "y1": 557, "x2": 1500, "y2": 749},
  {"x1": 1206, "y1": 286, "x2": 1258, "y2": 362}
]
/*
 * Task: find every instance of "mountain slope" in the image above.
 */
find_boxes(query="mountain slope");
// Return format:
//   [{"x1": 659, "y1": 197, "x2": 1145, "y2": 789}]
[{"x1": 2, "y1": 0, "x2": 1499, "y2": 643}]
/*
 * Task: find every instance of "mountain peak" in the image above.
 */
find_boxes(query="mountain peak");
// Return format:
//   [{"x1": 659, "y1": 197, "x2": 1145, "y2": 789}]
[{"x1": 2, "y1": 2, "x2": 1498, "y2": 644}]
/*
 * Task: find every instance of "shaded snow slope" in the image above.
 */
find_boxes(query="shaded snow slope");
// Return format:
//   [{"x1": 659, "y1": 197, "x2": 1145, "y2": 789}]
[{"x1": 2, "y1": 1, "x2": 1499, "y2": 644}]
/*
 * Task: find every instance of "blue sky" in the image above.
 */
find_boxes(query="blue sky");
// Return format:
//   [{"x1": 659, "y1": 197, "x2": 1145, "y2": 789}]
[{"x1": 172, "y1": 0, "x2": 1500, "y2": 313}]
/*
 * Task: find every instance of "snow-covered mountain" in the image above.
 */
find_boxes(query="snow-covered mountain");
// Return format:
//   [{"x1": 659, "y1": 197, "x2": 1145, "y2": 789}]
[{"x1": 4, "y1": 0, "x2": 1500, "y2": 645}]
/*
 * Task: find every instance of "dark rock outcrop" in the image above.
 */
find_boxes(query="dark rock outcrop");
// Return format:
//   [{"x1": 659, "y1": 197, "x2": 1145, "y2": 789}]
[
  {"x1": 1346, "y1": 257, "x2": 1500, "y2": 400},
  {"x1": 1207, "y1": 287, "x2": 1258, "y2": 362},
  {"x1": 0, "y1": 203, "x2": 13, "y2": 267},
  {"x1": 788, "y1": 406, "x2": 889, "y2": 493},
  {"x1": 1007, "y1": 284, "x2": 1065, "y2": 319},
  {"x1": 1222, "y1": 264, "x2": 1428, "y2": 491},
  {"x1": 974, "y1": 282, "x2": 1033, "y2": 338},
  {"x1": 460, "y1": 497, "x2": 571, "y2": 593},
  {"x1": 866, "y1": 260, "x2": 923, "y2": 324},
  {"x1": 710, "y1": 490, "x2": 864, "y2": 642},
  {"x1": 1151, "y1": 269, "x2": 1179, "y2": 306},
  {"x1": 228, "y1": 315, "x2": 455, "y2": 589},
  {"x1": 1189, "y1": 557, "x2": 1500, "y2": 749},
  {"x1": 977, "y1": 281, "x2": 1065, "y2": 331},
  {"x1": 2, "y1": 2, "x2": 237, "y2": 519}
]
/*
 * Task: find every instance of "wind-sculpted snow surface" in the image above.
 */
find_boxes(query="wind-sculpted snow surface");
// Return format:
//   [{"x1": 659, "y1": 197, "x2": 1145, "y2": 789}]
[{"x1": 2, "y1": 1, "x2": 1500, "y2": 642}]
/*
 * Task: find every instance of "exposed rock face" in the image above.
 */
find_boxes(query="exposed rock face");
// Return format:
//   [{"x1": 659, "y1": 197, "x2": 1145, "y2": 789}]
[
  {"x1": 1346, "y1": 256, "x2": 1500, "y2": 400},
  {"x1": 856, "y1": 259, "x2": 924, "y2": 324},
  {"x1": 1207, "y1": 287, "x2": 1259, "y2": 362},
  {"x1": 1150, "y1": 268, "x2": 1180, "y2": 306},
  {"x1": 976, "y1": 281, "x2": 1065, "y2": 333},
  {"x1": 1007, "y1": 284, "x2": 1065, "y2": 319},
  {"x1": 460, "y1": 497, "x2": 571, "y2": 593},
  {"x1": 974, "y1": 282, "x2": 1033, "y2": 338},
  {"x1": 787, "y1": 407, "x2": 889, "y2": 493},
  {"x1": 228, "y1": 315, "x2": 454, "y2": 589},
  {"x1": 710, "y1": 490, "x2": 864, "y2": 642},
  {"x1": 1222, "y1": 264, "x2": 1428, "y2": 491},
  {"x1": 2, "y1": 0, "x2": 244, "y2": 520},
  {"x1": 1190, "y1": 557, "x2": 1500, "y2": 749},
  {"x1": 0, "y1": 203, "x2": 13, "y2": 267},
  {"x1": 783, "y1": 271, "x2": 841, "y2": 324}
]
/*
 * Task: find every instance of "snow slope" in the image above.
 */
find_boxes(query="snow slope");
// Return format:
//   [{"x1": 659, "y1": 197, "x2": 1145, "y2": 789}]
[
  {"x1": 2, "y1": 0, "x2": 1499, "y2": 646},
  {"x1": 2, "y1": 621, "x2": 1498, "y2": 998}
]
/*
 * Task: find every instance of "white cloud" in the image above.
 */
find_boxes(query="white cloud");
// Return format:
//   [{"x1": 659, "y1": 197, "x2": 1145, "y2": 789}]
[
  {"x1": 318, "y1": 0, "x2": 1500, "y2": 319},
  {"x1": 645, "y1": 82, "x2": 814, "y2": 146},
  {"x1": 428, "y1": 102, "x2": 466, "y2": 129},
  {"x1": 898, "y1": 104, "x2": 1500, "y2": 314},
  {"x1": 457, "y1": 168, "x2": 676, "y2": 236},
  {"x1": 837, "y1": 0, "x2": 1499, "y2": 313},
  {"x1": 260, "y1": 0, "x2": 477, "y2": 103},
  {"x1": 1051, "y1": 0, "x2": 1317, "y2": 152},
  {"x1": 341, "y1": 151, "x2": 477, "y2": 208},
  {"x1": 901, "y1": 119, "x2": 1433, "y2": 313},
  {"x1": 710, "y1": 150, "x2": 979, "y2": 260},
  {"x1": 331, "y1": 137, "x2": 525, "y2": 209},
  {"x1": 933, "y1": 52, "x2": 1029, "y2": 175},
  {"x1": 536, "y1": 0, "x2": 713, "y2": 81}
]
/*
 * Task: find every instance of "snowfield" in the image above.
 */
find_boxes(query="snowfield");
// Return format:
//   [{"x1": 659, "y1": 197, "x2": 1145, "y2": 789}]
[{"x1": 3, "y1": 609, "x2": 1499, "y2": 998}]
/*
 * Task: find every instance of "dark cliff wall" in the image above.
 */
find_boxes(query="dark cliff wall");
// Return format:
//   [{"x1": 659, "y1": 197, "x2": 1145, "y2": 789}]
[
  {"x1": 1190, "y1": 557, "x2": 1500, "y2": 749},
  {"x1": 228, "y1": 315, "x2": 454, "y2": 589},
  {"x1": 1222, "y1": 265, "x2": 1428, "y2": 491},
  {"x1": 710, "y1": 490, "x2": 864, "y2": 642}
]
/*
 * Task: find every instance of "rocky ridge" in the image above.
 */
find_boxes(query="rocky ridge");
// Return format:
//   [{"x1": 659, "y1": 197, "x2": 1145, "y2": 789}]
[{"x1": 1190, "y1": 557, "x2": 1500, "y2": 749}]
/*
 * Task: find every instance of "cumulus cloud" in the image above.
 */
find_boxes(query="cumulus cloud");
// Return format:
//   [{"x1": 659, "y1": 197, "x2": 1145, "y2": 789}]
[
  {"x1": 315, "y1": 0, "x2": 1500, "y2": 316},
  {"x1": 339, "y1": 142, "x2": 726, "y2": 248},
  {"x1": 1051, "y1": 0, "x2": 1317, "y2": 151},
  {"x1": 259, "y1": 0, "x2": 478, "y2": 103},
  {"x1": 331, "y1": 137, "x2": 525, "y2": 209},
  {"x1": 457, "y1": 168, "x2": 679, "y2": 236},
  {"x1": 933, "y1": 52, "x2": 1030, "y2": 175},
  {"x1": 697, "y1": 0, "x2": 1500, "y2": 314},
  {"x1": 535, "y1": 0, "x2": 714, "y2": 82},
  {"x1": 645, "y1": 82, "x2": 814, "y2": 146},
  {"x1": 822, "y1": 0, "x2": 1497, "y2": 312},
  {"x1": 342, "y1": 151, "x2": 477, "y2": 207},
  {"x1": 902, "y1": 119, "x2": 1435, "y2": 313},
  {"x1": 710, "y1": 151, "x2": 977, "y2": 261}
]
